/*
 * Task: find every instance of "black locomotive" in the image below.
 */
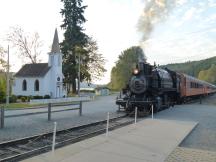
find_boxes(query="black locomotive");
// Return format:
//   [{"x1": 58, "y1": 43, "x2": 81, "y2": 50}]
[{"x1": 116, "y1": 60, "x2": 180, "y2": 116}]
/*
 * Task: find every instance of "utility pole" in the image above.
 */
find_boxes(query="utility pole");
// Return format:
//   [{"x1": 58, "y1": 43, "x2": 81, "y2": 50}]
[
  {"x1": 6, "y1": 45, "x2": 10, "y2": 106},
  {"x1": 78, "y1": 53, "x2": 80, "y2": 97}
]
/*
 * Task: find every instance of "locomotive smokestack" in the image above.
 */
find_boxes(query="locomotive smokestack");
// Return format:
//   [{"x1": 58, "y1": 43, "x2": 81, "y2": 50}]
[{"x1": 137, "y1": 47, "x2": 146, "y2": 63}]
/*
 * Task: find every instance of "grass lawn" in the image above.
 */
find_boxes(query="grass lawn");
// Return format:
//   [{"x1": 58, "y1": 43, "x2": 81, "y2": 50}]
[{"x1": 0, "y1": 103, "x2": 46, "y2": 109}]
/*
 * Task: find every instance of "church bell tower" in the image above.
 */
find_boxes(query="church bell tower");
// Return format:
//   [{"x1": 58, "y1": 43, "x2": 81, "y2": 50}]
[{"x1": 48, "y1": 29, "x2": 64, "y2": 98}]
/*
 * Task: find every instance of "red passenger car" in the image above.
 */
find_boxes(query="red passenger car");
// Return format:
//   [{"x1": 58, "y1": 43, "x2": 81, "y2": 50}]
[{"x1": 179, "y1": 73, "x2": 216, "y2": 100}]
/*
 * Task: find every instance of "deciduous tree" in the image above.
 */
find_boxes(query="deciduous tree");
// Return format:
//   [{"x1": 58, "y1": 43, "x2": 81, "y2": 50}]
[
  {"x1": 7, "y1": 26, "x2": 43, "y2": 63},
  {"x1": 0, "y1": 46, "x2": 7, "y2": 72},
  {"x1": 198, "y1": 64, "x2": 216, "y2": 84},
  {"x1": 109, "y1": 46, "x2": 146, "y2": 90},
  {"x1": 0, "y1": 46, "x2": 6, "y2": 102}
]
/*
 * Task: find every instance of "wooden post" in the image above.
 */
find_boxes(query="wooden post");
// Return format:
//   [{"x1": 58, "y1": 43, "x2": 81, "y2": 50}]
[
  {"x1": 48, "y1": 103, "x2": 51, "y2": 121},
  {"x1": 0, "y1": 107, "x2": 5, "y2": 128},
  {"x1": 79, "y1": 101, "x2": 82, "y2": 116}
]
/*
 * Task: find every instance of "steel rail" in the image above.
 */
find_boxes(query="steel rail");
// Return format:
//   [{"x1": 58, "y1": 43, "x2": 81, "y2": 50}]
[{"x1": 0, "y1": 115, "x2": 133, "y2": 162}]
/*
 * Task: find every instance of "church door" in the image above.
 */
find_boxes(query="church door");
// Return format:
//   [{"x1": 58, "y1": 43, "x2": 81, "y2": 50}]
[{"x1": 56, "y1": 86, "x2": 60, "y2": 98}]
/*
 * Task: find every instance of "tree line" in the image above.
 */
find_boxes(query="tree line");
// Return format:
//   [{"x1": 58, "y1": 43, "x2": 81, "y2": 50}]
[{"x1": 163, "y1": 56, "x2": 216, "y2": 84}]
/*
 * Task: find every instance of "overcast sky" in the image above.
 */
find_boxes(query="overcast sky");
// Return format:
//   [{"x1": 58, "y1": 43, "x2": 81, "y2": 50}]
[{"x1": 0, "y1": 0, "x2": 216, "y2": 84}]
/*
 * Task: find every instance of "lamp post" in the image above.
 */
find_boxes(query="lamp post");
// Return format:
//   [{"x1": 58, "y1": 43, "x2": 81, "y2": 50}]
[
  {"x1": 76, "y1": 46, "x2": 85, "y2": 97},
  {"x1": 6, "y1": 45, "x2": 10, "y2": 106}
]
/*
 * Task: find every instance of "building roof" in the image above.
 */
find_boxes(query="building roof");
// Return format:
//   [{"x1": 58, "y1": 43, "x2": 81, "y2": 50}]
[
  {"x1": 14, "y1": 63, "x2": 50, "y2": 77},
  {"x1": 51, "y1": 28, "x2": 60, "y2": 53}
]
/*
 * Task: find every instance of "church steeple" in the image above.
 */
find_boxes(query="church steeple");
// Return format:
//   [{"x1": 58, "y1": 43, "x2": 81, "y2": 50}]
[{"x1": 51, "y1": 28, "x2": 60, "y2": 53}]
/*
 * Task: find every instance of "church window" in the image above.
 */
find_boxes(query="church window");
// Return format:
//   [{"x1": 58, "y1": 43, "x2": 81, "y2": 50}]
[
  {"x1": 58, "y1": 55, "x2": 61, "y2": 66},
  {"x1": 34, "y1": 80, "x2": 39, "y2": 91},
  {"x1": 51, "y1": 56, "x2": 54, "y2": 65},
  {"x1": 22, "y1": 80, "x2": 27, "y2": 91}
]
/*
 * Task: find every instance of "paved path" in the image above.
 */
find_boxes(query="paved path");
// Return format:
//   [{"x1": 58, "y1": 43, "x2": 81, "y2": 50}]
[
  {"x1": 0, "y1": 95, "x2": 122, "y2": 142},
  {"x1": 153, "y1": 104, "x2": 216, "y2": 152},
  {"x1": 165, "y1": 147, "x2": 216, "y2": 162},
  {"x1": 22, "y1": 119, "x2": 197, "y2": 162}
]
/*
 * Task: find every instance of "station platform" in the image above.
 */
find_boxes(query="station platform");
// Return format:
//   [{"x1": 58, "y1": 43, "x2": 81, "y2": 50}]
[{"x1": 22, "y1": 119, "x2": 197, "y2": 162}]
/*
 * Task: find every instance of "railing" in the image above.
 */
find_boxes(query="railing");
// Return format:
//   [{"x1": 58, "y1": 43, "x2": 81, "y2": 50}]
[{"x1": 0, "y1": 101, "x2": 83, "y2": 129}]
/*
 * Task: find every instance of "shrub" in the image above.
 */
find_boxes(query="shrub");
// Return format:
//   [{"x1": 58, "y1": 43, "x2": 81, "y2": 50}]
[
  {"x1": 21, "y1": 96, "x2": 26, "y2": 102},
  {"x1": 10, "y1": 95, "x2": 17, "y2": 103},
  {"x1": 33, "y1": 95, "x2": 43, "y2": 99},
  {"x1": 17, "y1": 95, "x2": 23, "y2": 99},
  {"x1": 0, "y1": 91, "x2": 5, "y2": 103},
  {"x1": 27, "y1": 95, "x2": 33, "y2": 102},
  {"x1": 44, "y1": 95, "x2": 50, "y2": 99},
  {"x1": 80, "y1": 89, "x2": 95, "y2": 93}
]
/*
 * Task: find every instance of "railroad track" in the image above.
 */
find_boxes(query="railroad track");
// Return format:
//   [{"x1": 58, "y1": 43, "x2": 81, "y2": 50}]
[{"x1": 0, "y1": 115, "x2": 134, "y2": 162}]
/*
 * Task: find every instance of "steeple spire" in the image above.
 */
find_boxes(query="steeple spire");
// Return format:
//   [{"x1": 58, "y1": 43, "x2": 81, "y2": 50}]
[{"x1": 51, "y1": 28, "x2": 60, "y2": 53}]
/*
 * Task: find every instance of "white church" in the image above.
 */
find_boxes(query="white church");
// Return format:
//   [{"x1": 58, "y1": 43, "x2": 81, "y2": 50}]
[{"x1": 12, "y1": 29, "x2": 66, "y2": 98}]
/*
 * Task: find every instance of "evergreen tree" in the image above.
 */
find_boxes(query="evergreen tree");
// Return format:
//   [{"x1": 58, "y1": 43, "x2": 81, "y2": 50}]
[
  {"x1": 60, "y1": 0, "x2": 106, "y2": 94},
  {"x1": 60, "y1": 0, "x2": 88, "y2": 93}
]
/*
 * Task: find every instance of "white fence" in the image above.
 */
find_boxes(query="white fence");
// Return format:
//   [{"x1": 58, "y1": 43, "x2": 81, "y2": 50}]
[{"x1": 30, "y1": 96, "x2": 91, "y2": 104}]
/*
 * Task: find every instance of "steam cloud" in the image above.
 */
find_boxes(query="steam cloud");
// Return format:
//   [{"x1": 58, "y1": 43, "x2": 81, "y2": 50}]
[{"x1": 138, "y1": 0, "x2": 179, "y2": 42}]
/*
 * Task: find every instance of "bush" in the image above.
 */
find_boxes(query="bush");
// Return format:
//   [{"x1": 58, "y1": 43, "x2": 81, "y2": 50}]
[
  {"x1": 27, "y1": 95, "x2": 33, "y2": 102},
  {"x1": 21, "y1": 96, "x2": 26, "y2": 102},
  {"x1": 10, "y1": 95, "x2": 17, "y2": 103},
  {"x1": 33, "y1": 95, "x2": 43, "y2": 99},
  {"x1": 0, "y1": 91, "x2": 5, "y2": 103},
  {"x1": 17, "y1": 95, "x2": 23, "y2": 99},
  {"x1": 80, "y1": 89, "x2": 95, "y2": 93},
  {"x1": 44, "y1": 95, "x2": 50, "y2": 99}
]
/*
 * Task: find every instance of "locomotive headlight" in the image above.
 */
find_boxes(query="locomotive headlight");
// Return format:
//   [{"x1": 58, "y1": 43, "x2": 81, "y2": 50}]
[{"x1": 133, "y1": 69, "x2": 139, "y2": 75}]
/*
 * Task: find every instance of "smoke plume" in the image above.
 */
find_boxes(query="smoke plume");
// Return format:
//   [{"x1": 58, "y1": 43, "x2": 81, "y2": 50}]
[{"x1": 138, "y1": 0, "x2": 178, "y2": 42}]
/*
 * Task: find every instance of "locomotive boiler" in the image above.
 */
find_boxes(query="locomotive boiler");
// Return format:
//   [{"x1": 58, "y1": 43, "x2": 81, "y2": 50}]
[{"x1": 116, "y1": 60, "x2": 216, "y2": 116}]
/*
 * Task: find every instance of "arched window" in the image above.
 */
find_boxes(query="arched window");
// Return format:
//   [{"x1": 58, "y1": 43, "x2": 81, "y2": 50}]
[
  {"x1": 58, "y1": 55, "x2": 61, "y2": 66},
  {"x1": 34, "y1": 80, "x2": 39, "y2": 91},
  {"x1": 22, "y1": 80, "x2": 27, "y2": 91}
]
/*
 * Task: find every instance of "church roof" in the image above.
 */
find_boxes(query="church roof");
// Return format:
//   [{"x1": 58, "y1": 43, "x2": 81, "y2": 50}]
[
  {"x1": 51, "y1": 28, "x2": 60, "y2": 53},
  {"x1": 14, "y1": 63, "x2": 50, "y2": 77}
]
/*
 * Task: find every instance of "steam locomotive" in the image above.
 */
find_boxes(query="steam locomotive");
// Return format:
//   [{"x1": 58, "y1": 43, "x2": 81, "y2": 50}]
[{"x1": 116, "y1": 60, "x2": 216, "y2": 116}]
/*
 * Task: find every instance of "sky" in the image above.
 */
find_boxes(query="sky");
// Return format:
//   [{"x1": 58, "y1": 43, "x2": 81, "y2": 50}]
[{"x1": 0, "y1": 0, "x2": 216, "y2": 84}]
